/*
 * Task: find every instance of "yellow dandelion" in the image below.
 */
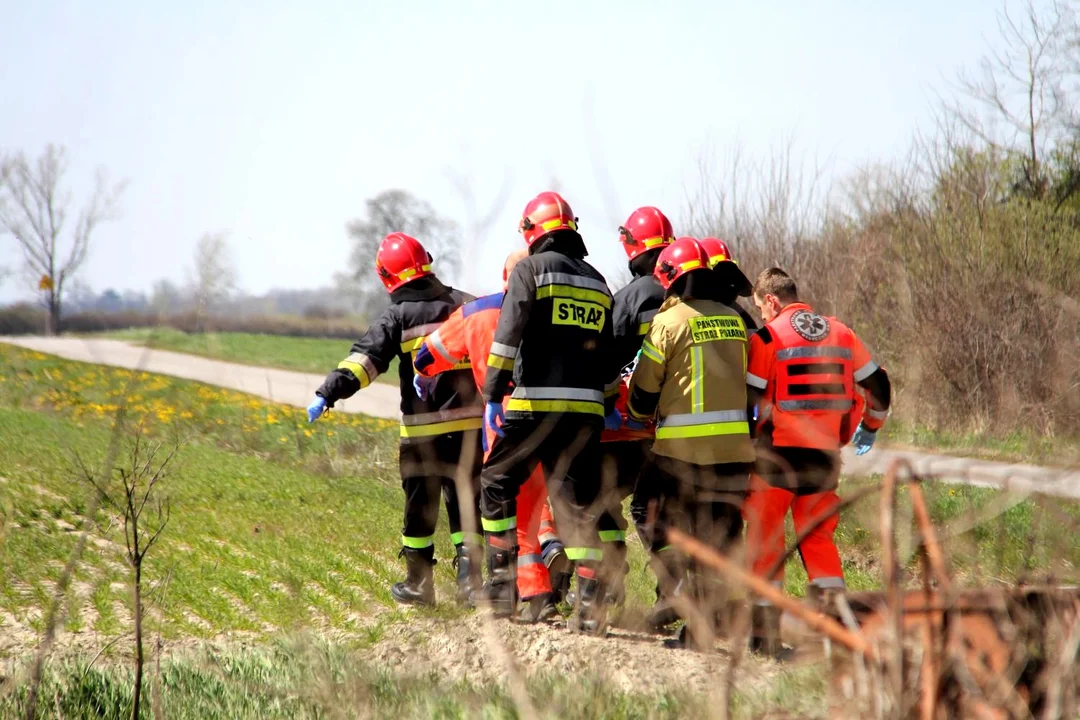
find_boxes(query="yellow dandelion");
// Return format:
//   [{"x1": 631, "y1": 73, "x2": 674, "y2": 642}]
[
  {"x1": 180, "y1": 411, "x2": 194, "y2": 420},
  {"x1": 279, "y1": 437, "x2": 288, "y2": 444},
  {"x1": 266, "y1": 414, "x2": 278, "y2": 425},
  {"x1": 327, "y1": 431, "x2": 335, "y2": 437},
  {"x1": 303, "y1": 429, "x2": 313, "y2": 437}
]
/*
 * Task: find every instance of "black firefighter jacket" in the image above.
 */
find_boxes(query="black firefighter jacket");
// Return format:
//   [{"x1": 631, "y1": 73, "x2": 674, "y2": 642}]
[{"x1": 316, "y1": 278, "x2": 483, "y2": 442}]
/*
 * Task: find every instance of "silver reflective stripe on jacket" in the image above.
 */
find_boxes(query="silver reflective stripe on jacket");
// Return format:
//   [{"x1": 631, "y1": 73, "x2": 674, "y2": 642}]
[
  {"x1": 401, "y1": 407, "x2": 485, "y2": 425},
  {"x1": 401, "y1": 323, "x2": 445, "y2": 341},
  {"x1": 776, "y1": 346, "x2": 852, "y2": 361},
  {"x1": 777, "y1": 399, "x2": 853, "y2": 411},
  {"x1": 490, "y1": 341, "x2": 518, "y2": 358},
  {"x1": 534, "y1": 272, "x2": 610, "y2": 294},
  {"x1": 657, "y1": 409, "x2": 748, "y2": 428},
  {"x1": 510, "y1": 386, "x2": 604, "y2": 403}
]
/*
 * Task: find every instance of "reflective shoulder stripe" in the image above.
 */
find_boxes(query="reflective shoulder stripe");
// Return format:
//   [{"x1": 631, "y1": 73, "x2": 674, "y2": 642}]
[
  {"x1": 338, "y1": 353, "x2": 378, "y2": 388},
  {"x1": 490, "y1": 341, "x2": 518, "y2": 359},
  {"x1": 746, "y1": 372, "x2": 768, "y2": 390},
  {"x1": 777, "y1": 399, "x2": 853, "y2": 411},
  {"x1": 400, "y1": 336, "x2": 428, "y2": 353},
  {"x1": 853, "y1": 360, "x2": 879, "y2": 382},
  {"x1": 401, "y1": 323, "x2": 445, "y2": 342},
  {"x1": 637, "y1": 308, "x2": 658, "y2": 335},
  {"x1": 534, "y1": 272, "x2": 610, "y2": 295},
  {"x1": 776, "y1": 346, "x2": 853, "y2": 361},
  {"x1": 640, "y1": 340, "x2": 664, "y2": 364},
  {"x1": 658, "y1": 410, "x2": 747, "y2": 428},
  {"x1": 510, "y1": 386, "x2": 604, "y2": 402},
  {"x1": 535, "y1": 284, "x2": 612, "y2": 309},
  {"x1": 399, "y1": 417, "x2": 484, "y2": 438},
  {"x1": 487, "y1": 353, "x2": 515, "y2": 371}
]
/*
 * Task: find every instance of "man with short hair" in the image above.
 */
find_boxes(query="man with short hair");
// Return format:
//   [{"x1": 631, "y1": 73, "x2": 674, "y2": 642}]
[{"x1": 743, "y1": 267, "x2": 891, "y2": 656}]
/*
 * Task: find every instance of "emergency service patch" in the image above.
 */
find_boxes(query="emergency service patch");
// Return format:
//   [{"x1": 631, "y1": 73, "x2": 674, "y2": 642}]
[
  {"x1": 790, "y1": 310, "x2": 830, "y2": 341},
  {"x1": 688, "y1": 315, "x2": 746, "y2": 343},
  {"x1": 552, "y1": 298, "x2": 605, "y2": 331}
]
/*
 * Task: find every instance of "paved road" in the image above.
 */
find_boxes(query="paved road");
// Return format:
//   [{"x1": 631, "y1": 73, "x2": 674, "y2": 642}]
[{"x1": 4, "y1": 336, "x2": 1079, "y2": 498}]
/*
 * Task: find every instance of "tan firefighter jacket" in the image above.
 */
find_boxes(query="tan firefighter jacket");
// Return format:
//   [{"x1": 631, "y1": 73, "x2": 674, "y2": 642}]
[{"x1": 627, "y1": 295, "x2": 755, "y2": 466}]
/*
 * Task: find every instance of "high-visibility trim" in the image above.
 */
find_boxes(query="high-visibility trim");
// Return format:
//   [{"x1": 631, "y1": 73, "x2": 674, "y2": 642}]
[
  {"x1": 776, "y1": 346, "x2": 852, "y2": 361},
  {"x1": 655, "y1": 420, "x2": 750, "y2": 439},
  {"x1": 540, "y1": 217, "x2": 578, "y2": 232},
  {"x1": 746, "y1": 372, "x2": 768, "y2": 390},
  {"x1": 490, "y1": 342, "x2": 518, "y2": 359},
  {"x1": 402, "y1": 323, "x2": 444, "y2": 341},
  {"x1": 338, "y1": 353, "x2": 378, "y2": 388},
  {"x1": 636, "y1": 321, "x2": 652, "y2": 335},
  {"x1": 640, "y1": 340, "x2": 664, "y2": 364},
  {"x1": 482, "y1": 517, "x2": 517, "y2": 533},
  {"x1": 400, "y1": 336, "x2": 427, "y2": 353},
  {"x1": 641, "y1": 236, "x2": 669, "y2": 249},
  {"x1": 534, "y1": 272, "x2": 610, "y2": 296},
  {"x1": 867, "y1": 407, "x2": 888, "y2": 420},
  {"x1": 809, "y1": 576, "x2": 846, "y2": 590},
  {"x1": 658, "y1": 410, "x2": 747, "y2": 427},
  {"x1": 565, "y1": 547, "x2": 603, "y2": 562},
  {"x1": 853, "y1": 360, "x2": 879, "y2": 382},
  {"x1": 517, "y1": 553, "x2": 544, "y2": 567},
  {"x1": 450, "y1": 531, "x2": 482, "y2": 546},
  {"x1": 678, "y1": 259, "x2": 703, "y2": 271},
  {"x1": 451, "y1": 359, "x2": 472, "y2": 371},
  {"x1": 511, "y1": 386, "x2": 604, "y2": 402},
  {"x1": 690, "y1": 345, "x2": 704, "y2": 414},
  {"x1": 707, "y1": 253, "x2": 728, "y2": 266},
  {"x1": 603, "y1": 379, "x2": 621, "y2": 398},
  {"x1": 535, "y1": 284, "x2": 612, "y2": 309},
  {"x1": 487, "y1": 353, "x2": 515, "y2": 371},
  {"x1": 401, "y1": 535, "x2": 434, "y2": 549},
  {"x1": 776, "y1": 399, "x2": 853, "y2": 411},
  {"x1": 399, "y1": 417, "x2": 484, "y2": 438},
  {"x1": 395, "y1": 264, "x2": 433, "y2": 282},
  {"x1": 598, "y1": 529, "x2": 625, "y2": 543},
  {"x1": 426, "y1": 330, "x2": 454, "y2": 362},
  {"x1": 655, "y1": 545, "x2": 673, "y2": 553},
  {"x1": 402, "y1": 407, "x2": 484, "y2": 425},
  {"x1": 505, "y1": 399, "x2": 604, "y2": 415}
]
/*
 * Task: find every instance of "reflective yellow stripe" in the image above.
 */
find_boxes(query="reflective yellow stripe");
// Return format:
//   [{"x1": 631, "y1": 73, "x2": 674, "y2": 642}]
[
  {"x1": 641, "y1": 236, "x2": 670, "y2": 249},
  {"x1": 397, "y1": 264, "x2": 432, "y2": 281},
  {"x1": 399, "y1": 417, "x2": 484, "y2": 438},
  {"x1": 535, "y1": 284, "x2": 612, "y2": 309},
  {"x1": 565, "y1": 547, "x2": 603, "y2": 561},
  {"x1": 655, "y1": 421, "x2": 750, "y2": 439},
  {"x1": 540, "y1": 217, "x2": 578, "y2": 231},
  {"x1": 690, "y1": 345, "x2": 704, "y2": 414},
  {"x1": 641, "y1": 340, "x2": 664, "y2": 364},
  {"x1": 337, "y1": 359, "x2": 371, "y2": 388},
  {"x1": 505, "y1": 398, "x2": 604, "y2": 416},
  {"x1": 401, "y1": 535, "x2": 434, "y2": 549},
  {"x1": 678, "y1": 259, "x2": 703, "y2": 271},
  {"x1": 598, "y1": 529, "x2": 625, "y2": 543},
  {"x1": 482, "y1": 517, "x2": 517, "y2": 533},
  {"x1": 636, "y1": 321, "x2": 651, "y2": 335},
  {"x1": 400, "y1": 336, "x2": 427, "y2": 353},
  {"x1": 451, "y1": 359, "x2": 472, "y2": 371},
  {"x1": 487, "y1": 353, "x2": 515, "y2": 371}
]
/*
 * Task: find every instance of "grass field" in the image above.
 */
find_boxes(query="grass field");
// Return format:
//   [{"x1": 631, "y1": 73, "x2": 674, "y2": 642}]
[
  {"x1": 1, "y1": 342, "x2": 1077, "y2": 717},
  {"x1": 103, "y1": 328, "x2": 399, "y2": 385}
]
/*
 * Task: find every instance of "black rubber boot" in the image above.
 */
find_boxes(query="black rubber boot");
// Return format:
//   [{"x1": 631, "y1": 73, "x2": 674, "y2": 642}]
[
  {"x1": 542, "y1": 544, "x2": 572, "y2": 605},
  {"x1": 452, "y1": 544, "x2": 482, "y2": 607},
  {"x1": 567, "y1": 571, "x2": 608, "y2": 636},
  {"x1": 749, "y1": 605, "x2": 783, "y2": 658},
  {"x1": 391, "y1": 548, "x2": 436, "y2": 607},
  {"x1": 477, "y1": 534, "x2": 517, "y2": 618},
  {"x1": 518, "y1": 593, "x2": 559, "y2": 624}
]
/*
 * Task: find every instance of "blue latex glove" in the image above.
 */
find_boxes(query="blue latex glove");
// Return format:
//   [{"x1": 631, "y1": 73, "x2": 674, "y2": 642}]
[
  {"x1": 307, "y1": 395, "x2": 327, "y2": 423},
  {"x1": 851, "y1": 422, "x2": 877, "y2": 456},
  {"x1": 412, "y1": 373, "x2": 435, "y2": 400},
  {"x1": 484, "y1": 401, "x2": 505, "y2": 440},
  {"x1": 604, "y1": 406, "x2": 623, "y2": 431},
  {"x1": 625, "y1": 418, "x2": 646, "y2": 431}
]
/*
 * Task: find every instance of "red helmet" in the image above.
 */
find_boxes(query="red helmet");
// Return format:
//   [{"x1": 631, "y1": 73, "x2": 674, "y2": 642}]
[
  {"x1": 653, "y1": 236, "x2": 710, "y2": 291},
  {"x1": 618, "y1": 206, "x2": 675, "y2": 260},
  {"x1": 698, "y1": 237, "x2": 736, "y2": 268},
  {"x1": 518, "y1": 191, "x2": 578, "y2": 247},
  {"x1": 375, "y1": 233, "x2": 433, "y2": 292}
]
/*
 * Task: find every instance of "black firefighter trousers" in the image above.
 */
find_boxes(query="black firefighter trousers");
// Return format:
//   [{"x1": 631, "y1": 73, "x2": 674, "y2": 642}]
[
  {"x1": 480, "y1": 414, "x2": 605, "y2": 568},
  {"x1": 399, "y1": 429, "x2": 483, "y2": 561}
]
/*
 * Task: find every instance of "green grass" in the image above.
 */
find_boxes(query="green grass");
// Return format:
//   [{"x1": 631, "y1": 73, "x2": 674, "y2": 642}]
[
  {"x1": 879, "y1": 419, "x2": 1079, "y2": 466},
  {"x1": 102, "y1": 327, "x2": 399, "y2": 384}
]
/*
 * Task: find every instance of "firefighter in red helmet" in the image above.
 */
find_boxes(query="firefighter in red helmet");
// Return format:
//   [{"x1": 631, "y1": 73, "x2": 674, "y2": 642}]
[
  {"x1": 743, "y1": 267, "x2": 891, "y2": 657},
  {"x1": 697, "y1": 236, "x2": 757, "y2": 334},
  {"x1": 626, "y1": 237, "x2": 756, "y2": 650},
  {"x1": 480, "y1": 191, "x2": 620, "y2": 633},
  {"x1": 308, "y1": 233, "x2": 484, "y2": 607}
]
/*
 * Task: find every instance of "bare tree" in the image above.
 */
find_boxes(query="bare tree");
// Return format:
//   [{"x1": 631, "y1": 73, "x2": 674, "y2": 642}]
[
  {"x1": 0, "y1": 144, "x2": 125, "y2": 334},
  {"x1": 947, "y1": 0, "x2": 1078, "y2": 199},
  {"x1": 337, "y1": 189, "x2": 460, "y2": 316},
  {"x1": 189, "y1": 232, "x2": 238, "y2": 321},
  {"x1": 88, "y1": 431, "x2": 175, "y2": 720}
]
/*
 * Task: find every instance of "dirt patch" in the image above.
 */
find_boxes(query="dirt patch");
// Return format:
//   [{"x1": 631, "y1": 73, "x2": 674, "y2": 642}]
[{"x1": 369, "y1": 613, "x2": 783, "y2": 697}]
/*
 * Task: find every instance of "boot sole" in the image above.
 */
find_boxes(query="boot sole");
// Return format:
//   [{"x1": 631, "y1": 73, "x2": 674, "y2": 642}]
[{"x1": 391, "y1": 588, "x2": 435, "y2": 607}]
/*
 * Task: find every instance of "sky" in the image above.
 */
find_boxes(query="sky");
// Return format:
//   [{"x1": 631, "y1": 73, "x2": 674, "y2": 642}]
[{"x1": 0, "y1": 0, "x2": 1015, "y2": 303}]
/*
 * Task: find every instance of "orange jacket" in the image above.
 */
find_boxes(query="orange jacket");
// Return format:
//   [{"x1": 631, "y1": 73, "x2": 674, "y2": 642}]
[
  {"x1": 414, "y1": 292, "x2": 502, "y2": 391},
  {"x1": 747, "y1": 302, "x2": 887, "y2": 450}
]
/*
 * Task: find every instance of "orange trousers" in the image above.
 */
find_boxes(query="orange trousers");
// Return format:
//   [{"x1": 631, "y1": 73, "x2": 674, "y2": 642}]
[
  {"x1": 484, "y1": 423, "x2": 557, "y2": 599},
  {"x1": 743, "y1": 474, "x2": 845, "y2": 594}
]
